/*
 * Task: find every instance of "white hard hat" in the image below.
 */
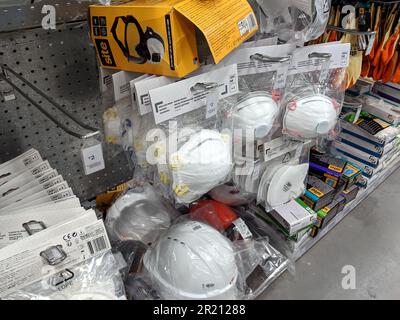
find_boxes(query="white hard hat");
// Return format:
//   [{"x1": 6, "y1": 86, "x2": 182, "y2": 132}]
[
  {"x1": 106, "y1": 184, "x2": 172, "y2": 245},
  {"x1": 283, "y1": 94, "x2": 337, "y2": 139},
  {"x1": 143, "y1": 220, "x2": 239, "y2": 300},
  {"x1": 233, "y1": 92, "x2": 280, "y2": 140},
  {"x1": 170, "y1": 130, "x2": 232, "y2": 204},
  {"x1": 258, "y1": 163, "x2": 309, "y2": 208}
]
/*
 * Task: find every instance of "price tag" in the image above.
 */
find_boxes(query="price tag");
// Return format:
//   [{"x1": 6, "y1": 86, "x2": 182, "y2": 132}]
[
  {"x1": 206, "y1": 88, "x2": 219, "y2": 119},
  {"x1": 81, "y1": 138, "x2": 105, "y2": 175},
  {"x1": 273, "y1": 63, "x2": 289, "y2": 89}
]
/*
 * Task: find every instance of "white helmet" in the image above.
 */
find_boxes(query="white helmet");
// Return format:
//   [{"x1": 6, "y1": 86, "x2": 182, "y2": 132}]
[
  {"x1": 143, "y1": 220, "x2": 238, "y2": 300},
  {"x1": 283, "y1": 94, "x2": 338, "y2": 139},
  {"x1": 170, "y1": 130, "x2": 232, "y2": 204},
  {"x1": 258, "y1": 163, "x2": 309, "y2": 208},
  {"x1": 106, "y1": 184, "x2": 172, "y2": 245},
  {"x1": 233, "y1": 92, "x2": 280, "y2": 140}
]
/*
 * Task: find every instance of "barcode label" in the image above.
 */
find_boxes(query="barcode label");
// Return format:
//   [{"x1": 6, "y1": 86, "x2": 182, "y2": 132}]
[
  {"x1": 88, "y1": 162, "x2": 102, "y2": 170},
  {"x1": 238, "y1": 13, "x2": 257, "y2": 36},
  {"x1": 81, "y1": 141, "x2": 105, "y2": 175},
  {"x1": 87, "y1": 236, "x2": 107, "y2": 255}
]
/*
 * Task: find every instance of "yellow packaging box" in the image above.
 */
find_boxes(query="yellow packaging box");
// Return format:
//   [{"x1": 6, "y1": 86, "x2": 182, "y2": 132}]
[{"x1": 89, "y1": 0, "x2": 258, "y2": 77}]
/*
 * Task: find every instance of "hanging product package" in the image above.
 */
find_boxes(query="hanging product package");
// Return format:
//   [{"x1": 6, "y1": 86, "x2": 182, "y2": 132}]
[
  {"x1": 283, "y1": 42, "x2": 351, "y2": 142},
  {"x1": 105, "y1": 182, "x2": 179, "y2": 246},
  {"x1": 102, "y1": 96, "x2": 136, "y2": 168},
  {"x1": 257, "y1": 136, "x2": 311, "y2": 212},
  {"x1": 147, "y1": 64, "x2": 239, "y2": 206},
  {"x1": 219, "y1": 44, "x2": 294, "y2": 201},
  {"x1": 89, "y1": 0, "x2": 257, "y2": 77},
  {"x1": 255, "y1": 0, "x2": 331, "y2": 43},
  {"x1": 129, "y1": 74, "x2": 177, "y2": 179},
  {"x1": 134, "y1": 215, "x2": 289, "y2": 300},
  {"x1": 0, "y1": 213, "x2": 126, "y2": 300}
]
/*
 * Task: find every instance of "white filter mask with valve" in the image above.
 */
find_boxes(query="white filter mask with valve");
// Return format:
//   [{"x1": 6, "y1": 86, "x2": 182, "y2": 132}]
[
  {"x1": 258, "y1": 162, "x2": 309, "y2": 209},
  {"x1": 233, "y1": 92, "x2": 280, "y2": 140},
  {"x1": 283, "y1": 94, "x2": 338, "y2": 139}
]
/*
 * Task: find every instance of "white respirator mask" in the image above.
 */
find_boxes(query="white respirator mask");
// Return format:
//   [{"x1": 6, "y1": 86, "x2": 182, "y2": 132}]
[
  {"x1": 258, "y1": 162, "x2": 309, "y2": 208},
  {"x1": 233, "y1": 92, "x2": 280, "y2": 140},
  {"x1": 143, "y1": 220, "x2": 238, "y2": 300},
  {"x1": 283, "y1": 94, "x2": 338, "y2": 139},
  {"x1": 170, "y1": 130, "x2": 232, "y2": 204}
]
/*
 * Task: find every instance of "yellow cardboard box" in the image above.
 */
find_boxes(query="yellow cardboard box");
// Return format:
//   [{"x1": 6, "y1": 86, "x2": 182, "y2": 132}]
[{"x1": 89, "y1": 0, "x2": 258, "y2": 77}]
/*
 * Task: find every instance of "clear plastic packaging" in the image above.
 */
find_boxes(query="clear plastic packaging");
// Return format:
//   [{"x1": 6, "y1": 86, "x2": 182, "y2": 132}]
[
  {"x1": 208, "y1": 183, "x2": 255, "y2": 206},
  {"x1": 3, "y1": 252, "x2": 126, "y2": 300},
  {"x1": 105, "y1": 182, "x2": 178, "y2": 246},
  {"x1": 257, "y1": 137, "x2": 311, "y2": 212},
  {"x1": 283, "y1": 44, "x2": 350, "y2": 142},
  {"x1": 254, "y1": 0, "x2": 331, "y2": 43},
  {"x1": 146, "y1": 65, "x2": 239, "y2": 206},
  {"x1": 220, "y1": 45, "x2": 295, "y2": 203},
  {"x1": 127, "y1": 213, "x2": 290, "y2": 300}
]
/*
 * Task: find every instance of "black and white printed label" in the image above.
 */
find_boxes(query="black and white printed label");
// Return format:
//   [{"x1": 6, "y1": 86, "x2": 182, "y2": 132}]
[
  {"x1": 149, "y1": 64, "x2": 239, "y2": 124},
  {"x1": 133, "y1": 76, "x2": 175, "y2": 115},
  {"x1": 238, "y1": 13, "x2": 257, "y2": 36},
  {"x1": 206, "y1": 89, "x2": 219, "y2": 119},
  {"x1": 263, "y1": 137, "x2": 306, "y2": 163},
  {"x1": 0, "y1": 208, "x2": 89, "y2": 249},
  {"x1": 222, "y1": 43, "x2": 294, "y2": 78},
  {"x1": 81, "y1": 140, "x2": 105, "y2": 175},
  {"x1": 288, "y1": 43, "x2": 351, "y2": 75},
  {"x1": 232, "y1": 218, "x2": 253, "y2": 240},
  {"x1": 0, "y1": 216, "x2": 109, "y2": 298}
]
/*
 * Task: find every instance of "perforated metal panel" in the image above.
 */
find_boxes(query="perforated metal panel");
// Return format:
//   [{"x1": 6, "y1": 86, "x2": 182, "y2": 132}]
[
  {"x1": 0, "y1": 0, "x2": 88, "y2": 32},
  {"x1": 0, "y1": 6, "x2": 133, "y2": 201}
]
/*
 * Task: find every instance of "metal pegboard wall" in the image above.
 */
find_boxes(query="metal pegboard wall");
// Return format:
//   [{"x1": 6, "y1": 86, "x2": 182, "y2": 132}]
[
  {"x1": 0, "y1": 23, "x2": 133, "y2": 201},
  {"x1": 0, "y1": 0, "x2": 90, "y2": 32}
]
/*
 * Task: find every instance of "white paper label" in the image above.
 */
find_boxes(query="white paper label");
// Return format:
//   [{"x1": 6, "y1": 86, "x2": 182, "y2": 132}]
[
  {"x1": 288, "y1": 43, "x2": 351, "y2": 75},
  {"x1": 221, "y1": 44, "x2": 294, "y2": 77},
  {"x1": 129, "y1": 74, "x2": 153, "y2": 108},
  {"x1": 149, "y1": 64, "x2": 239, "y2": 124},
  {"x1": 263, "y1": 137, "x2": 306, "y2": 162},
  {"x1": 134, "y1": 76, "x2": 176, "y2": 115},
  {"x1": 99, "y1": 67, "x2": 117, "y2": 93},
  {"x1": 206, "y1": 89, "x2": 219, "y2": 119},
  {"x1": 0, "y1": 208, "x2": 90, "y2": 248},
  {"x1": 0, "y1": 216, "x2": 109, "y2": 298},
  {"x1": 232, "y1": 218, "x2": 253, "y2": 240},
  {"x1": 238, "y1": 13, "x2": 258, "y2": 36},
  {"x1": 112, "y1": 71, "x2": 141, "y2": 102},
  {"x1": 81, "y1": 141, "x2": 105, "y2": 175}
]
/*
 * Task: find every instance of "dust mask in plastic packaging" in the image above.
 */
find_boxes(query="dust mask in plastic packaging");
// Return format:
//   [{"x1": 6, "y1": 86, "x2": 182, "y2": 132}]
[
  {"x1": 283, "y1": 94, "x2": 338, "y2": 139},
  {"x1": 233, "y1": 92, "x2": 280, "y2": 139},
  {"x1": 258, "y1": 163, "x2": 309, "y2": 208},
  {"x1": 170, "y1": 130, "x2": 232, "y2": 204},
  {"x1": 143, "y1": 220, "x2": 238, "y2": 300}
]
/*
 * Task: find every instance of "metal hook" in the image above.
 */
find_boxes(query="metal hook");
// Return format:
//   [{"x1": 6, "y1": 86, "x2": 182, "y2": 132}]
[
  {"x1": 250, "y1": 53, "x2": 291, "y2": 63},
  {"x1": 326, "y1": 25, "x2": 377, "y2": 36},
  {"x1": 308, "y1": 52, "x2": 332, "y2": 59},
  {"x1": 0, "y1": 64, "x2": 100, "y2": 139},
  {"x1": 190, "y1": 82, "x2": 218, "y2": 92}
]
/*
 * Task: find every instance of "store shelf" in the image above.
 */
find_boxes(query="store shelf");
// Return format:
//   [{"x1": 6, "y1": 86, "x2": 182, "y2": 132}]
[{"x1": 291, "y1": 157, "x2": 400, "y2": 261}]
